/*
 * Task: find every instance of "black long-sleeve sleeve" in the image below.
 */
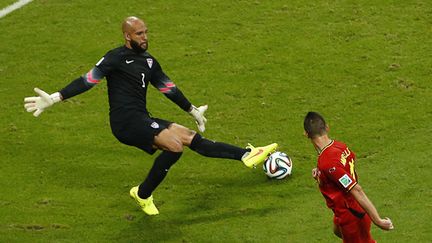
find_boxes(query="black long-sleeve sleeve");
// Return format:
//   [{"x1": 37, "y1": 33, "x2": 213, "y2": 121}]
[
  {"x1": 60, "y1": 76, "x2": 93, "y2": 100},
  {"x1": 59, "y1": 67, "x2": 104, "y2": 100},
  {"x1": 163, "y1": 86, "x2": 192, "y2": 112},
  {"x1": 150, "y1": 61, "x2": 192, "y2": 111}
]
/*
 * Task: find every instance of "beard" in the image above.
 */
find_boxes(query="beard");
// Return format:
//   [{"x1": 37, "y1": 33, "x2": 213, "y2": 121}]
[{"x1": 130, "y1": 39, "x2": 147, "y2": 53}]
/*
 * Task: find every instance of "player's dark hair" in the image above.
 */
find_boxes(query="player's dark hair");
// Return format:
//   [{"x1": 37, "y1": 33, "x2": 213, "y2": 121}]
[{"x1": 304, "y1": 112, "x2": 327, "y2": 138}]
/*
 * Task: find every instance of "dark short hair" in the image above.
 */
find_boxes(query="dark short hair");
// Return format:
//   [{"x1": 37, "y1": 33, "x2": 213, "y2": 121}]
[{"x1": 304, "y1": 112, "x2": 327, "y2": 138}]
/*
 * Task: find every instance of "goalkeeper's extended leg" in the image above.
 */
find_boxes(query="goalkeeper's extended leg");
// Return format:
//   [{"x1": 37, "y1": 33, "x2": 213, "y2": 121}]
[{"x1": 189, "y1": 134, "x2": 278, "y2": 168}]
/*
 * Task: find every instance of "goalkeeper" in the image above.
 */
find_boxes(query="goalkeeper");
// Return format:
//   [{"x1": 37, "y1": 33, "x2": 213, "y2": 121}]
[{"x1": 24, "y1": 16, "x2": 277, "y2": 216}]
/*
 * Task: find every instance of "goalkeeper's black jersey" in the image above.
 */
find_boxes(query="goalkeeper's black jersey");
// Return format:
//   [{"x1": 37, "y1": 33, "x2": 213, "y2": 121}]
[{"x1": 96, "y1": 46, "x2": 191, "y2": 123}]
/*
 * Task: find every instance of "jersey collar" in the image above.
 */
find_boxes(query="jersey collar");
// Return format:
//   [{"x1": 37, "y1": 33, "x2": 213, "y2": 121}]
[{"x1": 317, "y1": 140, "x2": 334, "y2": 155}]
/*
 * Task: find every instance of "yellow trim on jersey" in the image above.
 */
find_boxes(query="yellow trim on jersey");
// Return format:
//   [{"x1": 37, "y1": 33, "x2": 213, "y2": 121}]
[
  {"x1": 319, "y1": 140, "x2": 334, "y2": 155},
  {"x1": 347, "y1": 181, "x2": 358, "y2": 191},
  {"x1": 349, "y1": 159, "x2": 356, "y2": 181}
]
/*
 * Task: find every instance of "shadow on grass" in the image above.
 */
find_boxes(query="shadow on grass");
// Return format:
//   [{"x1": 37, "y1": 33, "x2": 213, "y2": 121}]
[{"x1": 116, "y1": 206, "x2": 276, "y2": 242}]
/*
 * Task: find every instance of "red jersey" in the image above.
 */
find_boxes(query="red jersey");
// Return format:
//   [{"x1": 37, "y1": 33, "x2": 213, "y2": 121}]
[{"x1": 316, "y1": 140, "x2": 365, "y2": 220}]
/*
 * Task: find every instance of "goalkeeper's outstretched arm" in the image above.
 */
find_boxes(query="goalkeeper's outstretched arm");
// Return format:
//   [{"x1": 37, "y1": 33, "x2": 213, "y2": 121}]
[{"x1": 24, "y1": 67, "x2": 105, "y2": 117}]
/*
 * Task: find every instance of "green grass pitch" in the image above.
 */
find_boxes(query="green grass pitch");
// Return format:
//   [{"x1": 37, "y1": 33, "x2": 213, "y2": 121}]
[{"x1": 0, "y1": 0, "x2": 431, "y2": 242}]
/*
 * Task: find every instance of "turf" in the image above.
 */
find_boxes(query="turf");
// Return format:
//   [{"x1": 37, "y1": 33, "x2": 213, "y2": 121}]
[{"x1": 1, "y1": 0, "x2": 431, "y2": 242}]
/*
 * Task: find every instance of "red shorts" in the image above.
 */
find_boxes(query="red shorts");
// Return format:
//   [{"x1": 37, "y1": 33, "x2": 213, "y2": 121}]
[{"x1": 334, "y1": 212, "x2": 376, "y2": 243}]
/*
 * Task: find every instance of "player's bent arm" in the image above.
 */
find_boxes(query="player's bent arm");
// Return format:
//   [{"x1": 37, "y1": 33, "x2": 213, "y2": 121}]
[
  {"x1": 349, "y1": 184, "x2": 381, "y2": 222},
  {"x1": 150, "y1": 59, "x2": 208, "y2": 132},
  {"x1": 151, "y1": 78, "x2": 208, "y2": 132},
  {"x1": 152, "y1": 79, "x2": 192, "y2": 111},
  {"x1": 350, "y1": 184, "x2": 394, "y2": 230}
]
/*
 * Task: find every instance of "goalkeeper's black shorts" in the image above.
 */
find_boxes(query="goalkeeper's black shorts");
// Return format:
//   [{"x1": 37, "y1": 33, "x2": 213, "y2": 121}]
[{"x1": 110, "y1": 113, "x2": 173, "y2": 154}]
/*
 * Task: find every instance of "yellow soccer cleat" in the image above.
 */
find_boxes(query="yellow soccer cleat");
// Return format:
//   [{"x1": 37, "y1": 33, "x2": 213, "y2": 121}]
[
  {"x1": 242, "y1": 143, "x2": 278, "y2": 168},
  {"x1": 129, "y1": 186, "x2": 159, "y2": 215}
]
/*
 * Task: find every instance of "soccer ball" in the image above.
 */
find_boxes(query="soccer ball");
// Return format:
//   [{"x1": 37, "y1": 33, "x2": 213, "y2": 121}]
[{"x1": 263, "y1": 151, "x2": 293, "y2": 179}]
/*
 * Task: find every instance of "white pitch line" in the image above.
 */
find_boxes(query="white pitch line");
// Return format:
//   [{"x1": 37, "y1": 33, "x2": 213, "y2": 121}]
[{"x1": 0, "y1": 0, "x2": 33, "y2": 19}]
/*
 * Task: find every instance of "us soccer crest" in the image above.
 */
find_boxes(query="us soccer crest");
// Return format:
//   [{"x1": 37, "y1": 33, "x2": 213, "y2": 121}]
[
  {"x1": 147, "y1": 58, "x2": 153, "y2": 68},
  {"x1": 151, "y1": 122, "x2": 159, "y2": 129}
]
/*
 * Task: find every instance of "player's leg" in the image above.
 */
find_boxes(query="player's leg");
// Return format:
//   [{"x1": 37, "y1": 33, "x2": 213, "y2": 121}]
[
  {"x1": 338, "y1": 214, "x2": 376, "y2": 243},
  {"x1": 136, "y1": 127, "x2": 185, "y2": 200},
  {"x1": 126, "y1": 118, "x2": 184, "y2": 215},
  {"x1": 167, "y1": 123, "x2": 278, "y2": 167},
  {"x1": 136, "y1": 150, "x2": 182, "y2": 197},
  {"x1": 132, "y1": 119, "x2": 242, "y2": 215},
  {"x1": 136, "y1": 148, "x2": 182, "y2": 209},
  {"x1": 163, "y1": 123, "x2": 247, "y2": 159},
  {"x1": 360, "y1": 215, "x2": 376, "y2": 243},
  {"x1": 153, "y1": 126, "x2": 185, "y2": 152},
  {"x1": 135, "y1": 128, "x2": 186, "y2": 210},
  {"x1": 188, "y1": 130, "x2": 278, "y2": 168}
]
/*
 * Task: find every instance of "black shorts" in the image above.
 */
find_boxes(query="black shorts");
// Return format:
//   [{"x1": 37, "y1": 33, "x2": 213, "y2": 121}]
[{"x1": 110, "y1": 114, "x2": 173, "y2": 154}]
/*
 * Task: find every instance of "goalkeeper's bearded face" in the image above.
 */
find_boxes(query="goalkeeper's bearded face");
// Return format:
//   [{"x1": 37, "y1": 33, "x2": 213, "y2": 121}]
[{"x1": 123, "y1": 17, "x2": 148, "y2": 52}]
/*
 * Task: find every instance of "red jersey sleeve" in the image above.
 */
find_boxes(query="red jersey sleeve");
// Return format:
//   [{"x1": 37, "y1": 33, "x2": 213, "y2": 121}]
[{"x1": 320, "y1": 154, "x2": 357, "y2": 192}]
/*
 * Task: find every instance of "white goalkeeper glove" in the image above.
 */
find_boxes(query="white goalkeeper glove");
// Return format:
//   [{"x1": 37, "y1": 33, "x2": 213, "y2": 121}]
[
  {"x1": 189, "y1": 105, "x2": 208, "y2": 132},
  {"x1": 24, "y1": 88, "x2": 62, "y2": 117}
]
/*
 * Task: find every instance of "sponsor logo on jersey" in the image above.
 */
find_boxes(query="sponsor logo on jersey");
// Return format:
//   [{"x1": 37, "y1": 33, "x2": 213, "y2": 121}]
[
  {"x1": 147, "y1": 58, "x2": 153, "y2": 68},
  {"x1": 338, "y1": 174, "x2": 352, "y2": 188},
  {"x1": 126, "y1": 59, "x2": 134, "y2": 64},
  {"x1": 151, "y1": 122, "x2": 159, "y2": 129},
  {"x1": 328, "y1": 167, "x2": 336, "y2": 173}
]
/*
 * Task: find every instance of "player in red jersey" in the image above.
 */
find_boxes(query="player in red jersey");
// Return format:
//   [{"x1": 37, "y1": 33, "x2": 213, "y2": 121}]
[{"x1": 304, "y1": 112, "x2": 393, "y2": 243}]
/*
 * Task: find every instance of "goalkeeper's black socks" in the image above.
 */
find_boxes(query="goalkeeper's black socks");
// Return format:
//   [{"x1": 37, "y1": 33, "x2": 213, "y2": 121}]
[
  {"x1": 138, "y1": 151, "x2": 182, "y2": 199},
  {"x1": 189, "y1": 133, "x2": 249, "y2": 160}
]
